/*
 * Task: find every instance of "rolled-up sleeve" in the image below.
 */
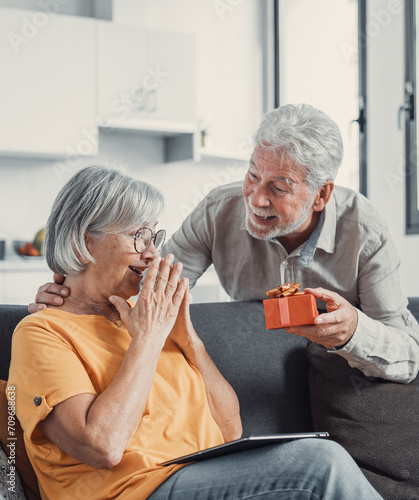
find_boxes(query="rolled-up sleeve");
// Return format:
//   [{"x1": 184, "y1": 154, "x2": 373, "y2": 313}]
[
  {"x1": 330, "y1": 230, "x2": 419, "y2": 383},
  {"x1": 8, "y1": 324, "x2": 97, "y2": 441}
]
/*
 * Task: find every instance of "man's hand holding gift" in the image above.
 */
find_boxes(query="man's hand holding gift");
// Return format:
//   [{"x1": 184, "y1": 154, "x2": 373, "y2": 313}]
[
  {"x1": 288, "y1": 288, "x2": 358, "y2": 350},
  {"x1": 264, "y1": 283, "x2": 358, "y2": 350}
]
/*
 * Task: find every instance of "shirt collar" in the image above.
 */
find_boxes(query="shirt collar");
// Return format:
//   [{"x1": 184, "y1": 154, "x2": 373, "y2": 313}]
[
  {"x1": 298, "y1": 210, "x2": 324, "y2": 267},
  {"x1": 298, "y1": 192, "x2": 337, "y2": 266},
  {"x1": 315, "y1": 190, "x2": 336, "y2": 254}
]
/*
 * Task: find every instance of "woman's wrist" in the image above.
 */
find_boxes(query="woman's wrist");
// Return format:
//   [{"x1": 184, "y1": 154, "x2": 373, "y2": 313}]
[
  {"x1": 177, "y1": 334, "x2": 205, "y2": 362},
  {"x1": 129, "y1": 330, "x2": 166, "y2": 355}
]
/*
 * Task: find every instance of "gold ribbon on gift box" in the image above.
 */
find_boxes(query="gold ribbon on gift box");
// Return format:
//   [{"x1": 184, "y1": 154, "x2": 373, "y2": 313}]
[{"x1": 266, "y1": 282, "x2": 304, "y2": 298}]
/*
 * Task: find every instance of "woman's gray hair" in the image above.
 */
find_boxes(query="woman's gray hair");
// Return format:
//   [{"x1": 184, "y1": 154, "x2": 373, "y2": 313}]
[
  {"x1": 45, "y1": 165, "x2": 165, "y2": 275},
  {"x1": 253, "y1": 103, "x2": 344, "y2": 191}
]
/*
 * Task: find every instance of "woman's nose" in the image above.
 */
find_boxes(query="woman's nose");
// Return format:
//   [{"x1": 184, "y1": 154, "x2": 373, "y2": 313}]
[{"x1": 141, "y1": 242, "x2": 160, "y2": 261}]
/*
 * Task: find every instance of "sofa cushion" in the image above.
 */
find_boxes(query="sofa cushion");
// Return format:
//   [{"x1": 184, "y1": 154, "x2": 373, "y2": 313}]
[
  {"x1": 0, "y1": 444, "x2": 26, "y2": 500},
  {"x1": 307, "y1": 341, "x2": 419, "y2": 500},
  {"x1": 0, "y1": 305, "x2": 29, "y2": 381},
  {"x1": 0, "y1": 380, "x2": 41, "y2": 500},
  {"x1": 190, "y1": 301, "x2": 313, "y2": 435}
]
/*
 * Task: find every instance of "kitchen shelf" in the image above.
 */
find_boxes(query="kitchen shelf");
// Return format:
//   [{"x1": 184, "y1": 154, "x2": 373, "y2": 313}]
[
  {"x1": 98, "y1": 116, "x2": 196, "y2": 136},
  {"x1": 98, "y1": 117, "x2": 198, "y2": 163},
  {"x1": 97, "y1": 118, "x2": 251, "y2": 165},
  {"x1": 195, "y1": 148, "x2": 250, "y2": 164}
]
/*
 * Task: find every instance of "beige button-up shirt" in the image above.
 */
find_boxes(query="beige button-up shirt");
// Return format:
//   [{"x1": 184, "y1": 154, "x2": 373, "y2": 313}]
[{"x1": 164, "y1": 182, "x2": 419, "y2": 383}]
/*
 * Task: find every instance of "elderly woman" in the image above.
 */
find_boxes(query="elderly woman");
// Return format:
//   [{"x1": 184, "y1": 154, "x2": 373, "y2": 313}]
[{"x1": 8, "y1": 166, "x2": 383, "y2": 500}]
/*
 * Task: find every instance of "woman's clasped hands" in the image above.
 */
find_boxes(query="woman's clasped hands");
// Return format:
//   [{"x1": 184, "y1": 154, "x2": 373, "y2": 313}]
[{"x1": 109, "y1": 254, "x2": 189, "y2": 345}]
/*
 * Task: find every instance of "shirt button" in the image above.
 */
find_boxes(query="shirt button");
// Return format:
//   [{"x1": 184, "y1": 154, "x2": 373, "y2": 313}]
[
  {"x1": 407, "y1": 315, "x2": 413, "y2": 325},
  {"x1": 34, "y1": 397, "x2": 42, "y2": 406},
  {"x1": 282, "y1": 261, "x2": 288, "y2": 267}
]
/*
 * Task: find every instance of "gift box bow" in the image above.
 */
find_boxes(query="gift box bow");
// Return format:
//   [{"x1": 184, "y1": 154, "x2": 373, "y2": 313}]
[{"x1": 266, "y1": 281, "x2": 304, "y2": 298}]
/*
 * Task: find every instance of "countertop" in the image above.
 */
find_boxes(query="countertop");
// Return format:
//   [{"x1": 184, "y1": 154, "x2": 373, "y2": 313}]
[{"x1": 0, "y1": 256, "x2": 49, "y2": 272}]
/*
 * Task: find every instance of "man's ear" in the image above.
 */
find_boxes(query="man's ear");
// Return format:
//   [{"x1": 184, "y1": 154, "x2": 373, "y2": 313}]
[{"x1": 312, "y1": 181, "x2": 334, "y2": 212}]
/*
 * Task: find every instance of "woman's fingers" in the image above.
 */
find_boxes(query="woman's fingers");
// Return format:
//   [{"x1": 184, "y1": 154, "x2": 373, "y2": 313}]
[
  {"x1": 164, "y1": 262, "x2": 183, "y2": 298},
  {"x1": 152, "y1": 254, "x2": 183, "y2": 299},
  {"x1": 128, "y1": 255, "x2": 186, "y2": 341},
  {"x1": 109, "y1": 295, "x2": 131, "y2": 321},
  {"x1": 179, "y1": 282, "x2": 191, "y2": 317},
  {"x1": 172, "y1": 278, "x2": 189, "y2": 309},
  {"x1": 140, "y1": 256, "x2": 161, "y2": 295},
  {"x1": 154, "y1": 254, "x2": 175, "y2": 295}
]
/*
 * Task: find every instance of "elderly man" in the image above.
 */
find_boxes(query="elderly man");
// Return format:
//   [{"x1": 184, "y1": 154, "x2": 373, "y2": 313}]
[
  {"x1": 31, "y1": 104, "x2": 419, "y2": 384},
  {"x1": 163, "y1": 103, "x2": 419, "y2": 384}
]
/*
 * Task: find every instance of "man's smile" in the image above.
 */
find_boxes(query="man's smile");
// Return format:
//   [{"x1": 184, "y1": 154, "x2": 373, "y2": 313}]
[{"x1": 253, "y1": 213, "x2": 277, "y2": 222}]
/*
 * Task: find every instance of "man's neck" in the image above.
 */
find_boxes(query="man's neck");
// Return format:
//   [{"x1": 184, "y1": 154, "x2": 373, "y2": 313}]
[{"x1": 278, "y1": 211, "x2": 321, "y2": 255}]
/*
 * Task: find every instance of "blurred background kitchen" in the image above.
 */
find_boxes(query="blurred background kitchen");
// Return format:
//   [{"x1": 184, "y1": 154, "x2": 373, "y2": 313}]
[{"x1": 1, "y1": 0, "x2": 418, "y2": 304}]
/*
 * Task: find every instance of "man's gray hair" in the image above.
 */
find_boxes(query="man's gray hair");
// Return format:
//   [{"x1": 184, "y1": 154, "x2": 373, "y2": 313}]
[
  {"x1": 254, "y1": 103, "x2": 344, "y2": 191},
  {"x1": 45, "y1": 165, "x2": 165, "y2": 275}
]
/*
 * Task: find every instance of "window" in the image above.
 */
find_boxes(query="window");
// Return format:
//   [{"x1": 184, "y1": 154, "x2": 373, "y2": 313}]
[
  {"x1": 404, "y1": 0, "x2": 419, "y2": 233},
  {"x1": 275, "y1": 0, "x2": 366, "y2": 194}
]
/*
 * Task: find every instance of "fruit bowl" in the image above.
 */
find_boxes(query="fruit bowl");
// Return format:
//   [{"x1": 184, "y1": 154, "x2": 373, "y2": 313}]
[{"x1": 13, "y1": 240, "x2": 44, "y2": 259}]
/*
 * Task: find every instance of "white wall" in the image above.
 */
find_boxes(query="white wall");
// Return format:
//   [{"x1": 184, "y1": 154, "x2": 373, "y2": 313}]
[
  {"x1": 0, "y1": 131, "x2": 249, "y2": 247},
  {"x1": 367, "y1": 0, "x2": 419, "y2": 296},
  {"x1": 112, "y1": 0, "x2": 264, "y2": 153},
  {"x1": 5, "y1": 0, "x2": 417, "y2": 301},
  {"x1": 0, "y1": 0, "x2": 262, "y2": 248}
]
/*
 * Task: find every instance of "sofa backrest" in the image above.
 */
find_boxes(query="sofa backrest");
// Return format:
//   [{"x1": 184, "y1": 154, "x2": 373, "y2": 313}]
[
  {"x1": 0, "y1": 305, "x2": 29, "y2": 381},
  {"x1": 2, "y1": 298, "x2": 419, "y2": 437},
  {"x1": 0, "y1": 301, "x2": 312, "y2": 436},
  {"x1": 190, "y1": 301, "x2": 313, "y2": 435}
]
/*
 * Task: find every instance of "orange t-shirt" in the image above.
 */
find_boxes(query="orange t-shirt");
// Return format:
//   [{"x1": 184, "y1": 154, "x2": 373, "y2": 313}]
[{"x1": 7, "y1": 308, "x2": 224, "y2": 500}]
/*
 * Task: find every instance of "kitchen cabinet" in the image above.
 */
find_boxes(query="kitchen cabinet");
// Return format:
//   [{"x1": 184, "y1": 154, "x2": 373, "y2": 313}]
[
  {"x1": 0, "y1": 8, "x2": 97, "y2": 158},
  {"x1": 97, "y1": 22, "x2": 149, "y2": 121},
  {"x1": 97, "y1": 22, "x2": 196, "y2": 126},
  {"x1": 146, "y1": 30, "x2": 196, "y2": 123}
]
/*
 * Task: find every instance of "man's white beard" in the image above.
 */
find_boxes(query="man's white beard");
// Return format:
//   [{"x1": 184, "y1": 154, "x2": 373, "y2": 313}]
[{"x1": 244, "y1": 196, "x2": 315, "y2": 241}]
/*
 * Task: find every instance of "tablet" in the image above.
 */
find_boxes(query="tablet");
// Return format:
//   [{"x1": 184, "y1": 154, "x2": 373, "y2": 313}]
[{"x1": 160, "y1": 432, "x2": 329, "y2": 466}]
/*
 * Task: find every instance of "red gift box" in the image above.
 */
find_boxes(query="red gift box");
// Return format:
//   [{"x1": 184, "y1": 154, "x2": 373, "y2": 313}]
[{"x1": 263, "y1": 294, "x2": 319, "y2": 329}]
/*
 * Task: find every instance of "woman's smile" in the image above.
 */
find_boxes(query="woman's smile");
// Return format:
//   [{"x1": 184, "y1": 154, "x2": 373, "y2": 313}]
[{"x1": 128, "y1": 265, "x2": 146, "y2": 278}]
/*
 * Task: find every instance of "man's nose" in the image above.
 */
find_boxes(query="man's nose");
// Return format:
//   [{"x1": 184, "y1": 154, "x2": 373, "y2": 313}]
[{"x1": 250, "y1": 184, "x2": 271, "y2": 207}]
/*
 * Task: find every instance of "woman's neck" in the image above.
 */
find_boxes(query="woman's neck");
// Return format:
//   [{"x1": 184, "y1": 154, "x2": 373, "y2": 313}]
[{"x1": 61, "y1": 275, "x2": 121, "y2": 323}]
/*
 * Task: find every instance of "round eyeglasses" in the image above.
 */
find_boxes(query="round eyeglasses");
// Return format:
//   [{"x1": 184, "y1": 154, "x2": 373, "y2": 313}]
[{"x1": 133, "y1": 227, "x2": 166, "y2": 254}]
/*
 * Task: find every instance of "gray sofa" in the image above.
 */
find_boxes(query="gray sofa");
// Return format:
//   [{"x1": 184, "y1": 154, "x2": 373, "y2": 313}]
[
  {"x1": 0, "y1": 301, "x2": 314, "y2": 436},
  {"x1": 1, "y1": 300, "x2": 419, "y2": 499}
]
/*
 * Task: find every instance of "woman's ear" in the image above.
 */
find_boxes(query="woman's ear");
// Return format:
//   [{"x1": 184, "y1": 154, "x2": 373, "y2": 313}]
[
  {"x1": 76, "y1": 232, "x2": 91, "y2": 264},
  {"x1": 71, "y1": 233, "x2": 91, "y2": 265},
  {"x1": 84, "y1": 232, "x2": 90, "y2": 251},
  {"x1": 312, "y1": 181, "x2": 334, "y2": 212}
]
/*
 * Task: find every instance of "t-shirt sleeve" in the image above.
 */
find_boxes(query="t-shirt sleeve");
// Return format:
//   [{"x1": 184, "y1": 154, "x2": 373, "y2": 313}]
[{"x1": 8, "y1": 321, "x2": 97, "y2": 442}]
